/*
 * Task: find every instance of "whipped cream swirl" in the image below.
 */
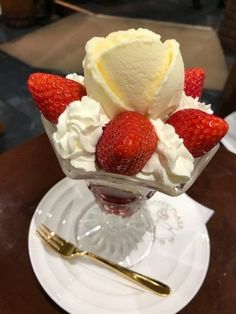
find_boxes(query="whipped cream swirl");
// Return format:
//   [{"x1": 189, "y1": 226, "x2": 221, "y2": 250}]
[
  {"x1": 53, "y1": 96, "x2": 109, "y2": 171},
  {"x1": 66, "y1": 73, "x2": 85, "y2": 86},
  {"x1": 175, "y1": 92, "x2": 213, "y2": 114},
  {"x1": 137, "y1": 119, "x2": 194, "y2": 188},
  {"x1": 55, "y1": 72, "x2": 202, "y2": 187}
]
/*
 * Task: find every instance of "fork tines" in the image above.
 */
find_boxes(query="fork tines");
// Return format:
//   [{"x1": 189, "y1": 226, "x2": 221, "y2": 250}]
[{"x1": 36, "y1": 224, "x2": 64, "y2": 251}]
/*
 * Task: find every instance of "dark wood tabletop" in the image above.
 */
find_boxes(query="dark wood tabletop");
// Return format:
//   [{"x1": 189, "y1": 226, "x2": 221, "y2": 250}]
[{"x1": 0, "y1": 134, "x2": 235, "y2": 314}]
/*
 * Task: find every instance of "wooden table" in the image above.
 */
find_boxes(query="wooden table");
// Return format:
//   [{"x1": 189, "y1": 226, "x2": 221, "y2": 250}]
[{"x1": 0, "y1": 134, "x2": 235, "y2": 313}]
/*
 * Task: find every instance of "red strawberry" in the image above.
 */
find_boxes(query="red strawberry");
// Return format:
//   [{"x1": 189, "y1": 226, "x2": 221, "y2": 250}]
[
  {"x1": 166, "y1": 109, "x2": 228, "y2": 157},
  {"x1": 184, "y1": 67, "x2": 205, "y2": 98},
  {"x1": 27, "y1": 73, "x2": 86, "y2": 123},
  {"x1": 96, "y1": 111, "x2": 158, "y2": 175}
]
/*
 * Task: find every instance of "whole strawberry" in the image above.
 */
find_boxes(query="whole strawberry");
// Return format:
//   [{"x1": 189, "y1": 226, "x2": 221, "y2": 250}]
[
  {"x1": 27, "y1": 73, "x2": 86, "y2": 123},
  {"x1": 184, "y1": 67, "x2": 205, "y2": 98},
  {"x1": 96, "y1": 111, "x2": 158, "y2": 175},
  {"x1": 166, "y1": 109, "x2": 228, "y2": 157}
]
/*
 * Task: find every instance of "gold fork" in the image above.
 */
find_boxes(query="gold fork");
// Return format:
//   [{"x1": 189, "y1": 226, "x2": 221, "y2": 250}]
[{"x1": 36, "y1": 224, "x2": 171, "y2": 296}]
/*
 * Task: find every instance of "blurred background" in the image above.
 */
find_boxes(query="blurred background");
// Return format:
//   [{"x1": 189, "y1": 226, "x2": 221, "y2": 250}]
[{"x1": 0, "y1": 0, "x2": 235, "y2": 152}]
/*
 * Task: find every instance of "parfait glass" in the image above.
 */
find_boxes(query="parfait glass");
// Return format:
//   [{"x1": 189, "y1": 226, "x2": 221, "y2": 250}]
[{"x1": 42, "y1": 117, "x2": 218, "y2": 267}]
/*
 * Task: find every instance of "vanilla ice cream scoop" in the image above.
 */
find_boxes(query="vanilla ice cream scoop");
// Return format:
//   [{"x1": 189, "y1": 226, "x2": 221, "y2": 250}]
[{"x1": 83, "y1": 28, "x2": 184, "y2": 120}]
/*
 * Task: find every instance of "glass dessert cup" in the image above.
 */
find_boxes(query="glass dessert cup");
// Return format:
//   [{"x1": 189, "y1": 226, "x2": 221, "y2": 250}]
[{"x1": 43, "y1": 117, "x2": 219, "y2": 267}]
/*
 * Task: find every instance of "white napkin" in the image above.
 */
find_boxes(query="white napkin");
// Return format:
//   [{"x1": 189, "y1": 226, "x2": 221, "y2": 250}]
[
  {"x1": 221, "y1": 111, "x2": 236, "y2": 154},
  {"x1": 81, "y1": 192, "x2": 214, "y2": 291}
]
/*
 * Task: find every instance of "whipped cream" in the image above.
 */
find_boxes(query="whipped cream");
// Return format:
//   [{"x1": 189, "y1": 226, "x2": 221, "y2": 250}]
[
  {"x1": 175, "y1": 92, "x2": 213, "y2": 114},
  {"x1": 83, "y1": 28, "x2": 184, "y2": 120},
  {"x1": 58, "y1": 71, "x2": 198, "y2": 189},
  {"x1": 66, "y1": 73, "x2": 85, "y2": 86},
  {"x1": 137, "y1": 119, "x2": 194, "y2": 188},
  {"x1": 54, "y1": 23, "x2": 209, "y2": 190},
  {"x1": 53, "y1": 96, "x2": 109, "y2": 171}
]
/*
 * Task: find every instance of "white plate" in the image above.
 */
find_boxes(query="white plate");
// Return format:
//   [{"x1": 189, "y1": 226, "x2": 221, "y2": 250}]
[{"x1": 28, "y1": 178, "x2": 210, "y2": 314}]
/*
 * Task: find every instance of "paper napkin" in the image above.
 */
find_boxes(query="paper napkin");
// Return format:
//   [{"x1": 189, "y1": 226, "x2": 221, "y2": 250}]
[
  {"x1": 221, "y1": 111, "x2": 236, "y2": 154},
  {"x1": 81, "y1": 192, "x2": 214, "y2": 291}
]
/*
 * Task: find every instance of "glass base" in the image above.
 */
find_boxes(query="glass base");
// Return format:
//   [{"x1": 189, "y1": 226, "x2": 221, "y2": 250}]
[{"x1": 74, "y1": 202, "x2": 155, "y2": 267}]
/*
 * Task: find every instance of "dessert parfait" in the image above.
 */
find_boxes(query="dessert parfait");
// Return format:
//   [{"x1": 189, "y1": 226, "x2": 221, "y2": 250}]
[{"x1": 28, "y1": 29, "x2": 228, "y2": 266}]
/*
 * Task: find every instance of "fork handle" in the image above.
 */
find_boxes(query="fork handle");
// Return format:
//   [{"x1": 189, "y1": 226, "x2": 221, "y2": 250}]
[{"x1": 83, "y1": 251, "x2": 170, "y2": 296}]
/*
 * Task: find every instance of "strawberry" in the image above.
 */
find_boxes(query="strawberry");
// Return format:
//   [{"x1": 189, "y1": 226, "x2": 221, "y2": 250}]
[
  {"x1": 184, "y1": 67, "x2": 205, "y2": 98},
  {"x1": 96, "y1": 111, "x2": 158, "y2": 175},
  {"x1": 166, "y1": 109, "x2": 228, "y2": 157},
  {"x1": 27, "y1": 73, "x2": 86, "y2": 123}
]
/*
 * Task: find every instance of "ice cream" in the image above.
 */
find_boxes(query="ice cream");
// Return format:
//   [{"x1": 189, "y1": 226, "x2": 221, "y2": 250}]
[
  {"x1": 51, "y1": 29, "x2": 212, "y2": 189},
  {"x1": 28, "y1": 28, "x2": 227, "y2": 193},
  {"x1": 83, "y1": 28, "x2": 184, "y2": 120}
]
